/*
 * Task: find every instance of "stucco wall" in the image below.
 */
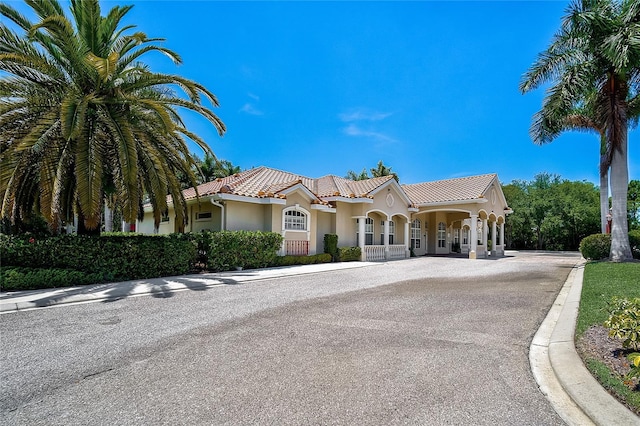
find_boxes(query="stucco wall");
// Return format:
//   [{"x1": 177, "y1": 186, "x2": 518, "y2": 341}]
[{"x1": 226, "y1": 201, "x2": 267, "y2": 231}]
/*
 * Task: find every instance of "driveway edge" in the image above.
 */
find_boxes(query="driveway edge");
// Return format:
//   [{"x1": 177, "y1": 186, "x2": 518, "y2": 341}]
[{"x1": 530, "y1": 260, "x2": 639, "y2": 425}]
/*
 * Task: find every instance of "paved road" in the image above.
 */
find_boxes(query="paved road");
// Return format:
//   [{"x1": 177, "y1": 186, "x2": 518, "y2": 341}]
[{"x1": 0, "y1": 252, "x2": 580, "y2": 425}]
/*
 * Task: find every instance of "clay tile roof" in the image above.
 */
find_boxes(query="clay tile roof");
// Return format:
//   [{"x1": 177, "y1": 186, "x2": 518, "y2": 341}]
[{"x1": 402, "y1": 173, "x2": 497, "y2": 205}]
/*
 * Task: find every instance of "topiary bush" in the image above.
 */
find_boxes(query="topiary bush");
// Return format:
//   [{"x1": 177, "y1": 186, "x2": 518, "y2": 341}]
[
  {"x1": 338, "y1": 246, "x2": 361, "y2": 262},
  {"x1": 579, "y1": 233, "x2": 611, "y2": 260},
  {"x1": 324, "y1": 234, "x2": 339, "y2": 262}
]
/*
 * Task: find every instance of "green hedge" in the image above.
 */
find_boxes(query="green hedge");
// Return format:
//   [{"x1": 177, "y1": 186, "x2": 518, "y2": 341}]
[
  {"x1": 271, "y1": 253, "x2": 332, "y2": 267},
  {"x1": 338, "y1": 246, "x2": 361, "y2": 262},
  {"x1": 579, "y1": 232, "x2": 640, "y2": 260},
  {"x1": 195, "y1": 230, "x2": 283, "y2": 272},
  {"x1": 0, "y1": 233, "x2": 196, "y2": 280},
  {"x1": 0, "y1": 267, "x2": 112, "y2": 291}
]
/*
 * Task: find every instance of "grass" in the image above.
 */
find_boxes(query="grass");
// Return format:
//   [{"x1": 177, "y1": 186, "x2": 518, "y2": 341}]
[{"x1": 576, "y1": 261, "x2": 640, "y2": 413}]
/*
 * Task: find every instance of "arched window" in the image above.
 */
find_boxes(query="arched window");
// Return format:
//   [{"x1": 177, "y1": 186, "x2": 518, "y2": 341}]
[
  {"x1": 284, "y1": 208, "x2": 307, "y2": 231},
  {"x1": 411, "y1": 219, "x2": 421, "y2": 249},
  {"x1": 437, "y1": 222, "x2": 446, "y2": 248}
]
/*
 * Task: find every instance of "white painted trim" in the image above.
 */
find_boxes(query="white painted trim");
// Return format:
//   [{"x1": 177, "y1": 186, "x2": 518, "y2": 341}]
[
  {"x1": 311, "y1": 204, "x2": 336, "y2": 213},
  {"x1": 415, "y1": 199, "x2": 487, "y2": 208},
  {"x1": 279, "y1": 183, "x2": 321, "y2": 203},
  {"x1": 211, "y1": 193, "x2": 286, "y2": 205},
  {"x1": 282, "y1": 205, "x2": 311, "y2": 233},
  {"x1": 413, "y1": 207, "x2": 472, "y2": 215},
  {"x1": 321, "y1": 196, "x2": 374, "y2": 204}
]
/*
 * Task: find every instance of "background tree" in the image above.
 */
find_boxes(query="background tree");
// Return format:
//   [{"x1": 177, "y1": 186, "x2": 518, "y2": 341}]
[
  {"x1": 370, "y1": 160, "x2": 399, "y2": 182},
  {"x1": 345, "y1": 161, "x2": 399, "y2": 182},
  {"x1": 0, "y1": 0, "x2": 225, "y2": 234},
  {"x1": 503, "y1": 173, "x2": 600, "y2": 251},
  {"x1": 520, "y1": 0, "x2": 640, "y2": 261},
  {"x1": 345, "y1": 168, "x2": 370, "y2": 181},
  {"x1": 629, "y1": 179, "x2": 640, "y2": 230}
]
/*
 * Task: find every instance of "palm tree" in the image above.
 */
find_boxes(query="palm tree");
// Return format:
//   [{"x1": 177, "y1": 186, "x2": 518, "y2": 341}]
[
  {"x1": 345, "y1": 168, "x2": 370, "y2": 181},
  {"x1": 526, "y1": 90, "x2": 611, "y2": 233},
  {"x1": 370, "y1": 160, "x2": 399, "y2": 182},
  {"x1": 214, "y1": 160, "x2": 241, "y2": 178},
  {"x1": 520, "y1": 0, "x2": 639, "y2": 261},
  {"x1": 0, "y1": 0, "x2": 225, "y2": 234}
]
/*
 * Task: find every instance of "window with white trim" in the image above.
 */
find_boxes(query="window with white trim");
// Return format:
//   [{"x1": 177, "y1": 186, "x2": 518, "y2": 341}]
[
  {"x1": 437, "y1": 222, "x2": 446, "y2": 248},
  {"x1": 380, "y1": 220, "x2": 395, "y2": 244},
  {"x1": 454, "y1": 228, "x2": 460, "y2": 245},
  {"x1": 462, "y1": 228, "x2": 469, "y2": 245},
  {"x1": 284, "y1": 209, "x2": 307, "y2": 231},
  {"x1": 365, "y1": 218, "x2": 374, "y2": 245},
  {"x1": 411, "y1": 219, "x2": 421, "y2": 249}
]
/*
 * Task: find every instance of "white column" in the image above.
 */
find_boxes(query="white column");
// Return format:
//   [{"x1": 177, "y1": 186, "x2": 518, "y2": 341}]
[
  {"x1": 469, "y1": 215, "x2": 478, "y2": 259},
  {"x1": 482, "y1": 219, "x2": 488, "y2": 258},
  {"x1": 384, "y1": 219, "x2": 390, "y2": 260},
  {"x1": 500, "y1": 222, "x2": 505, "y2": 255},
  {"x1": 357, "y1": 217, "x2": 365, "y2": 261},
  {"x1": 491, "y1": 220, "x2": 497, "y2": 256},
  {"x1": 404, "y1": 221, "x2": 410, "y2": 258}
]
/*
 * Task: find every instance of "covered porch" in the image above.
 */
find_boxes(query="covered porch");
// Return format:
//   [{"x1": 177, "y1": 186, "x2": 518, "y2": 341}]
[{"x1": 355, "y1": 211, "x2": 412, "y2": 262}]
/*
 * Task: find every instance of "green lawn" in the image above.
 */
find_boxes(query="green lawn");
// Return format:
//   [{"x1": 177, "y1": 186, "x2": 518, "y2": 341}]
[{"x1": 576, "y1": 261, "x2": 640, "y2": 413}]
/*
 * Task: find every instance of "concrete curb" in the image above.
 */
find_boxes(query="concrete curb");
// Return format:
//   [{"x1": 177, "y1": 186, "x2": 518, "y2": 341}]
[{"x1": 530, "y1": 261, "x2": 639, "y2": 425}]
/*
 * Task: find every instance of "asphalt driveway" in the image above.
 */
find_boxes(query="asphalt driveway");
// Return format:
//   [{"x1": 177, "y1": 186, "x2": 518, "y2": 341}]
[{"x1": 0, "y1": 252, "x2": 580, "y2": 425}]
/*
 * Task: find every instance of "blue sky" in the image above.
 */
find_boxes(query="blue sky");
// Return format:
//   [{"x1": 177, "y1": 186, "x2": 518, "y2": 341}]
[{"x1": 6, "y1": 0, "x2": 639, "y2": 186}]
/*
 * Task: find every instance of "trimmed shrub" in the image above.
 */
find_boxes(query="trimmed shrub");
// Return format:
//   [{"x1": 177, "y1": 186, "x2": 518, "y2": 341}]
[
  {"x1": 271, "y1": 253, "x2": 332, "y2": 267},
  {"x1": 0, "y1": 267, "x2": 113, "y2": 291},
  {"x1": 579, "y1": 233, "x2": 611, "y2": 260},
  {"x1": 0, "y1": 233, "x2": 197, "y2": 280},
  {"x1": 338, "y1": 246, "x2": 361, "y2": 262},
  {"x1": 324, "y1": 234, "x2": 339, "y2": 261},
  {"x1": 196, "y1": 230, "x2": 283, "y2": 272}
]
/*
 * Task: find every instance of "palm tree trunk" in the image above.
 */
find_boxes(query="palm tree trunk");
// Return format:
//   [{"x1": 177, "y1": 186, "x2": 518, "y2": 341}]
[
  {"x1": 600, "y1": 170, "x2": 609, "y2": 234},
  {"x1": 609, "y1": 135, "x2": 632, "y2": 261}
]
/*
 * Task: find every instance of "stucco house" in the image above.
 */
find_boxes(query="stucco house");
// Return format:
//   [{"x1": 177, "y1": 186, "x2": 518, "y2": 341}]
[{"x1": 137, "y1": 166, "x2": 512, "y2": 261}]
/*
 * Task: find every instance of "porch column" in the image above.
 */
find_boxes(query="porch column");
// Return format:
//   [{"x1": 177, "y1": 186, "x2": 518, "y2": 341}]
[
  {"x1": 491, "y1": 220, "x2": 497, "y2": 256},
  {"x1": 404, "y1": 221, "x2": 410, "y2": 258},
  {"x1": 482, "y1": 218, "x2": 488, "y2": 258},
  {"x1": 469, "y1": 214, "x2": 478, "y2": 259},
  {"x1": 500, "y1": 222, "x2": 505, "y2": 255},
  {"x1": 357, "y1": 217, "x2": 366, "y2": 261},
  {"x1": 384, "y1": 219, "x2": 390, "y2": 260}
]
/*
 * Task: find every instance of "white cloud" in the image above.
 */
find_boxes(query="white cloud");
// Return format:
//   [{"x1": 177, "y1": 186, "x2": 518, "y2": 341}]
[
  {"x1": 239, "y1": 93, "x2": 263, "y2": 115},
  {"x1": 239, "y1": 103, "x2": 263, "y2": 115},
  {"x1": 343, "y1": 124, "x2": 396, "y2": 144},
  {"x1": 339, "y1": 108, "x2": 392, "y2": 123}
]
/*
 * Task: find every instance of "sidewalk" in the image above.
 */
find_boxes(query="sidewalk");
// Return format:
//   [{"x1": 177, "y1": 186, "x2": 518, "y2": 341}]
[
  {"x1": 0, "y1": 261, "x2": 379, "y2": 313},
  {"x1": 1, "y1": 258, "x2": 638, "y2": 424}
]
